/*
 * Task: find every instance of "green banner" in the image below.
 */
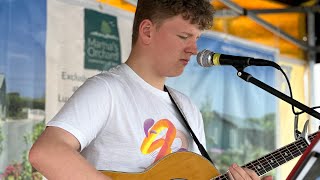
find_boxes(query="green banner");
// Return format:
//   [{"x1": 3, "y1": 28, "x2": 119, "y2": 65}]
[{"x1": 84, "y1": 9, "x2": 121, "y2": 71}]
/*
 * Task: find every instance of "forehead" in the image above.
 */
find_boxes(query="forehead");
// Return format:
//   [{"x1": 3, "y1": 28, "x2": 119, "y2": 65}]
[{"x1": 157, "y1": 15, "x2": 202, "y2": 36}]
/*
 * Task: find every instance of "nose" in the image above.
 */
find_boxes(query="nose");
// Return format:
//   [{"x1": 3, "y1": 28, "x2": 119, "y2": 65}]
[{"x1": 185, "y1": 40, "x2": 198, "y2": 55}]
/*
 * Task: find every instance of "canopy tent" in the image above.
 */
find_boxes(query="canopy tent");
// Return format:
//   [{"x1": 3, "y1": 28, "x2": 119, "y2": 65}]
[{"x1": 99, "y1": 0, "x2": 319, "y2": 62}]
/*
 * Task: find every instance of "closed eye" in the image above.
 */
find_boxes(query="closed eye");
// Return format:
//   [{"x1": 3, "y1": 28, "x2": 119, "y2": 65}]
[{"x1": 177, "y1": 35, "x2": 188, "y2": 40}]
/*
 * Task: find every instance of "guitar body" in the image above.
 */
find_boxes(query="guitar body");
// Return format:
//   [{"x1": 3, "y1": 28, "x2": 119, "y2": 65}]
[
  {"x1": 100, "y1": 151, "x2": 220, "y2": 180},
  {"x1": 100, "y1": 131, "x2": 319, "y2": 179}
]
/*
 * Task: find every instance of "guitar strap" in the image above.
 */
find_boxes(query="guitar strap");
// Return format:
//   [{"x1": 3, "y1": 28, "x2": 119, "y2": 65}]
[{"x1": 165, "y1": 85, "x2": 213, "y2": 163}]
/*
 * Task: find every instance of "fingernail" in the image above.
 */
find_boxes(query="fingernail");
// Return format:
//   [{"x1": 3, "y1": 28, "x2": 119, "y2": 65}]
[{"x1": 233, "y1": 163, "x2": 238, "y2": 168}]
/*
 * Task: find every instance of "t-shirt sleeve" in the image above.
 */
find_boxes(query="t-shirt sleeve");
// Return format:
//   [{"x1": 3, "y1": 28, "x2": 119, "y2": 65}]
[{"x1": 47, "y1": 75, "x2": 112, "y2": 151}]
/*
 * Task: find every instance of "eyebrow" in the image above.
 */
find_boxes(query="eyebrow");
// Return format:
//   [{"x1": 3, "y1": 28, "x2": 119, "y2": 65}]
[
  {"x1": 181, "y1": 32, "x2": 200, "y2": 39},
  {"x1": 181, "y1": 32, "x2": 193, "y2": 36}
]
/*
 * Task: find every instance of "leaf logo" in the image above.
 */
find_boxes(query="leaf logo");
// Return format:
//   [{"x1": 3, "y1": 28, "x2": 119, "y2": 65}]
[{"x1": 101, "y1": 21, "x2": 112, "y2": 35}]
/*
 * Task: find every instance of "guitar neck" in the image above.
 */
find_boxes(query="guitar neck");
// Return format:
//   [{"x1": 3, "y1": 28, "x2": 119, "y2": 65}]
[{"x1": 213, "y1": 132, "x2": 319, "y2": 180}]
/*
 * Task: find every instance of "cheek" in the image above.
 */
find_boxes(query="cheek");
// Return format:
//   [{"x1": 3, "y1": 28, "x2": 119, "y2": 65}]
[
  {"x1": 153, "y1": 33, "x2": 184, "y2": 58},
  {"x1": 155, "y1": 40, "x2": 174, "y2": 56},
  {"x1": 162, "y1": 39, "x2": 183, "y2": 55}
]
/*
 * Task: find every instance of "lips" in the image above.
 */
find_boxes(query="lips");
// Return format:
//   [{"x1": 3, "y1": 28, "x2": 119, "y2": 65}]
[{"x1": 180, "y1": 59, "x2": 189, "y2": 65}]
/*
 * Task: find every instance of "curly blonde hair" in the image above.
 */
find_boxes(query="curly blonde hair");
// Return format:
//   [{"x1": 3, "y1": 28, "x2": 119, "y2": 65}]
[{"x1": 132, "y1": 0, "x2": 215, "y2": 46}]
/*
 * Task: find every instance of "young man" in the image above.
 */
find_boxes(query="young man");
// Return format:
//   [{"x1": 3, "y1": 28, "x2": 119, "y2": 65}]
[{"x1": 29, "y1": 0, "x2": 269, "y2": 179}]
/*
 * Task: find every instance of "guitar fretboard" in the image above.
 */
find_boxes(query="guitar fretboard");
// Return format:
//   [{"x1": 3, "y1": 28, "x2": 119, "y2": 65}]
[{"x1": 213, "y1": 132, "x2": 318, "y2": 180}]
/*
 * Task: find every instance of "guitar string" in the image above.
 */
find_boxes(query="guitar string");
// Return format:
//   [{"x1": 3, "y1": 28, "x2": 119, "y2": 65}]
[
  {"x1": 213, "y1": 140, "x2": 308, "y2": 179},
  {"x1": 247, "y1": 133, "x2": 316, "y2": 176},
  {"x1": 212, "y1": 133, "x2": 317, "y2": 179},
  {"x1": 212, "y1": 141, "x2": 305, "y2": 179},
  {"x1": 238, "y1": 140, "x2": 302, "y2": 175},
  {"x1": 253, "y1": 139, "x2": 308, "y2": 175}
]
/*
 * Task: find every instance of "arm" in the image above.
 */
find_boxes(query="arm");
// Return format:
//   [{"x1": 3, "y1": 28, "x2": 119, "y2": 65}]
[{"x1": 29, "y1": 126, "x2": 111, "y2": 180}]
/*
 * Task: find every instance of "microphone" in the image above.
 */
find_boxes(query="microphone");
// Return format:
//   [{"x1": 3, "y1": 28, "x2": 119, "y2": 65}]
[{"x1": 197, "y1": 49, "x2": 280, "y2": 70}]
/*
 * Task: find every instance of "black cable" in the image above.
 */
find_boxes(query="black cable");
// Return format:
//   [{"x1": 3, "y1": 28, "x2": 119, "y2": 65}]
[{"x1": 278, "y1": 66, "x2": 320, "y2": 115}]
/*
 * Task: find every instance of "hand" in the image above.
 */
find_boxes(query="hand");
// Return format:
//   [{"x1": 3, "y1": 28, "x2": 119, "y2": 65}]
[
  {"x1": 227, "y1": 163, "x2": 273, "y2": 180},
  {"x1": 261, "y1": 176, "x2": 273, "y2": 180}
]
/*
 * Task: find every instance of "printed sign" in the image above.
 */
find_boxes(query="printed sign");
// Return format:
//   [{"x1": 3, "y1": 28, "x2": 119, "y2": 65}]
[{"x1": 84, "y1": 9, "x2": 121, "y2": 71}]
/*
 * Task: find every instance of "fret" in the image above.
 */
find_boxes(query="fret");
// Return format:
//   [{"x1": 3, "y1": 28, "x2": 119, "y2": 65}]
[
  {"x1": 293, "y1": 142, "x2": 303, "y2": 154},
  {"x1": 252, "y1": 158, "x2": 267, "y2": 175},
  {"x1": 220, "y1": 174, "x2": 228, "y2": 180},
  {"x1": 212, "y1": 132, "x2": 319, "y2": 180},
  {"x1": 214, "y1": 174, "x2": 228, "y2": 180},
  {"x1": 265, "y1": 154, "x2": 279, "y2": 170},
  {"x1": 286, "y1": 142, "x2": 301, "y2": 158},
  {"x1": 290, "y1": 144, "x2": 302, "y2": 157},
  {"x1": 279, "y1": 146, "x2": 294, "y2": 161},
  {"x1": 261, "y1": 156, "x2": 274, "y2": 172},
  {"x1": 289, "y1": 150, "x2": 300, "y2": 158},
  {"x1": 223, "y1": 175, "x2": 228, "y2": 180},
  {"x1": 286, "y1": 146, "x2": 295, "y2": 157},
  {"x1": 273, "y1": 147, "x2": 287, "y2": 165},
  {"x1": 287, "y1": 139, "x2": 309, "y2": 159},
  {"x1": 244, "y1": 162, "x2": 258, "y2": 172},
  {"x1": 240, "y1": 138, "x2": 307, "y2": 176},
  {"x1": 253, "y1": 157, "x2": 273, "y2": 173},
  {"x1": 297, "y1": 140, "x2": 309, "y2": 152},
  {"x1": 265, "y1": 153, "x2": 280, "y2": 168},
  {"x1": 309, "y1": 133, "x2": 318, "y2": 140}
]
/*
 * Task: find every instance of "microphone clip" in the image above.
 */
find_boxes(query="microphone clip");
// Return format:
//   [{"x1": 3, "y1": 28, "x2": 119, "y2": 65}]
[
  {"x1": 294, "y1": 115, "x2": 311, "y2": 145},
  {"x1": 233, "y1": 65, "x2": 248, "y2": 72}
]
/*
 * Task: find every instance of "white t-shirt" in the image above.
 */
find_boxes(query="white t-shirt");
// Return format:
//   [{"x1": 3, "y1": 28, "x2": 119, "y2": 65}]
[{"x1": 47, "y1": 63, "x2": 206, "y2": 172}]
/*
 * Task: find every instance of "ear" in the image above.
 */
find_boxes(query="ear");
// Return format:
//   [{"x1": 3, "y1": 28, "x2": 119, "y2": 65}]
[{"x1": 138, "y1": 19, "x2": 154, "y2": 45}]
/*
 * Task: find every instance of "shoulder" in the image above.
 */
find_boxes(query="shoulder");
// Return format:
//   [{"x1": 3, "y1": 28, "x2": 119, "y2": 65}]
[
  {"x1": 84, "y1": 64, "x2": 127, "y2": 90},
  {"x1": 165, "y1": 86, "x2": 198, "y2": 111},
  {"x1": 166, "y1": 86, "x2": 191, "y2": 101},
  {"x1": 165, "y1": 86, "x2": 203, "y2": 129}
]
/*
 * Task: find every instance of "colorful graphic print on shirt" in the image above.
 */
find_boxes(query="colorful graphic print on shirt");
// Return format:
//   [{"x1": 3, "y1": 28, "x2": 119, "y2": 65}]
[{"x1": 140, "y1": 118, "x2": 189, "y2": 162}]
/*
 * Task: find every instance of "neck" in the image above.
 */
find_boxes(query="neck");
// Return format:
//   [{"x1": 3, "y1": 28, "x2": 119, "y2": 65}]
[{"x1": 125, "y1": 52, "x2": 166, "y2": 91}]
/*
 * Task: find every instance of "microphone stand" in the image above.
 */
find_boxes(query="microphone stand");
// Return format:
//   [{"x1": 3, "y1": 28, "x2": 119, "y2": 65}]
[{"x1": 235, "y1": 68, "x2": 320, "y2": 120}]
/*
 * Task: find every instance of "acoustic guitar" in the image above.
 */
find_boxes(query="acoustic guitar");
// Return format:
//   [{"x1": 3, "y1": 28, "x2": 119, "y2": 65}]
[{"x1": 100, "y1": 131, "x2": 319, "y2": 180}]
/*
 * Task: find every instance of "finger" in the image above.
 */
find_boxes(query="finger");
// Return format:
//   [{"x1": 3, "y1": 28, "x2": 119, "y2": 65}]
[
  {"x1": 227, "y1": 171, "x2": 235, "y2": 180},
  {"x1": 229, "y1": 163, "x2": 252, "y2": 180},
  {"x1": 243, "y1": 168, "x2": 260, "y2": 180},
  {"x1": 262, "y1": 176, "x2": 273, "y2": 180}
]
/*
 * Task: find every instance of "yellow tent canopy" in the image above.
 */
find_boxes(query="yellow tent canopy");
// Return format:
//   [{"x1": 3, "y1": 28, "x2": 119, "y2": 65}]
[{"x1": 98, "y1": 0, "x2": 318, "y2": 61}]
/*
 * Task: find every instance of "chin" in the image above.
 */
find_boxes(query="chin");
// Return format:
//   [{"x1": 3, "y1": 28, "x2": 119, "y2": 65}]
[{"x1": 167, "y1": 70, "x2": 184, "y2": 77}]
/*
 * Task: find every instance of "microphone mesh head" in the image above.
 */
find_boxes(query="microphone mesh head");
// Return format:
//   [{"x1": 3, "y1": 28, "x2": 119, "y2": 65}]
[{"x1": 197, "y1": 49, "x2": 212, "y2": 67}]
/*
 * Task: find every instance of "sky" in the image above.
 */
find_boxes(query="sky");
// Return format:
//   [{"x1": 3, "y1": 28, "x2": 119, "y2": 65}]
[{"x1": 0, "y1": 0, "x2": 46, "y2": 98}]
